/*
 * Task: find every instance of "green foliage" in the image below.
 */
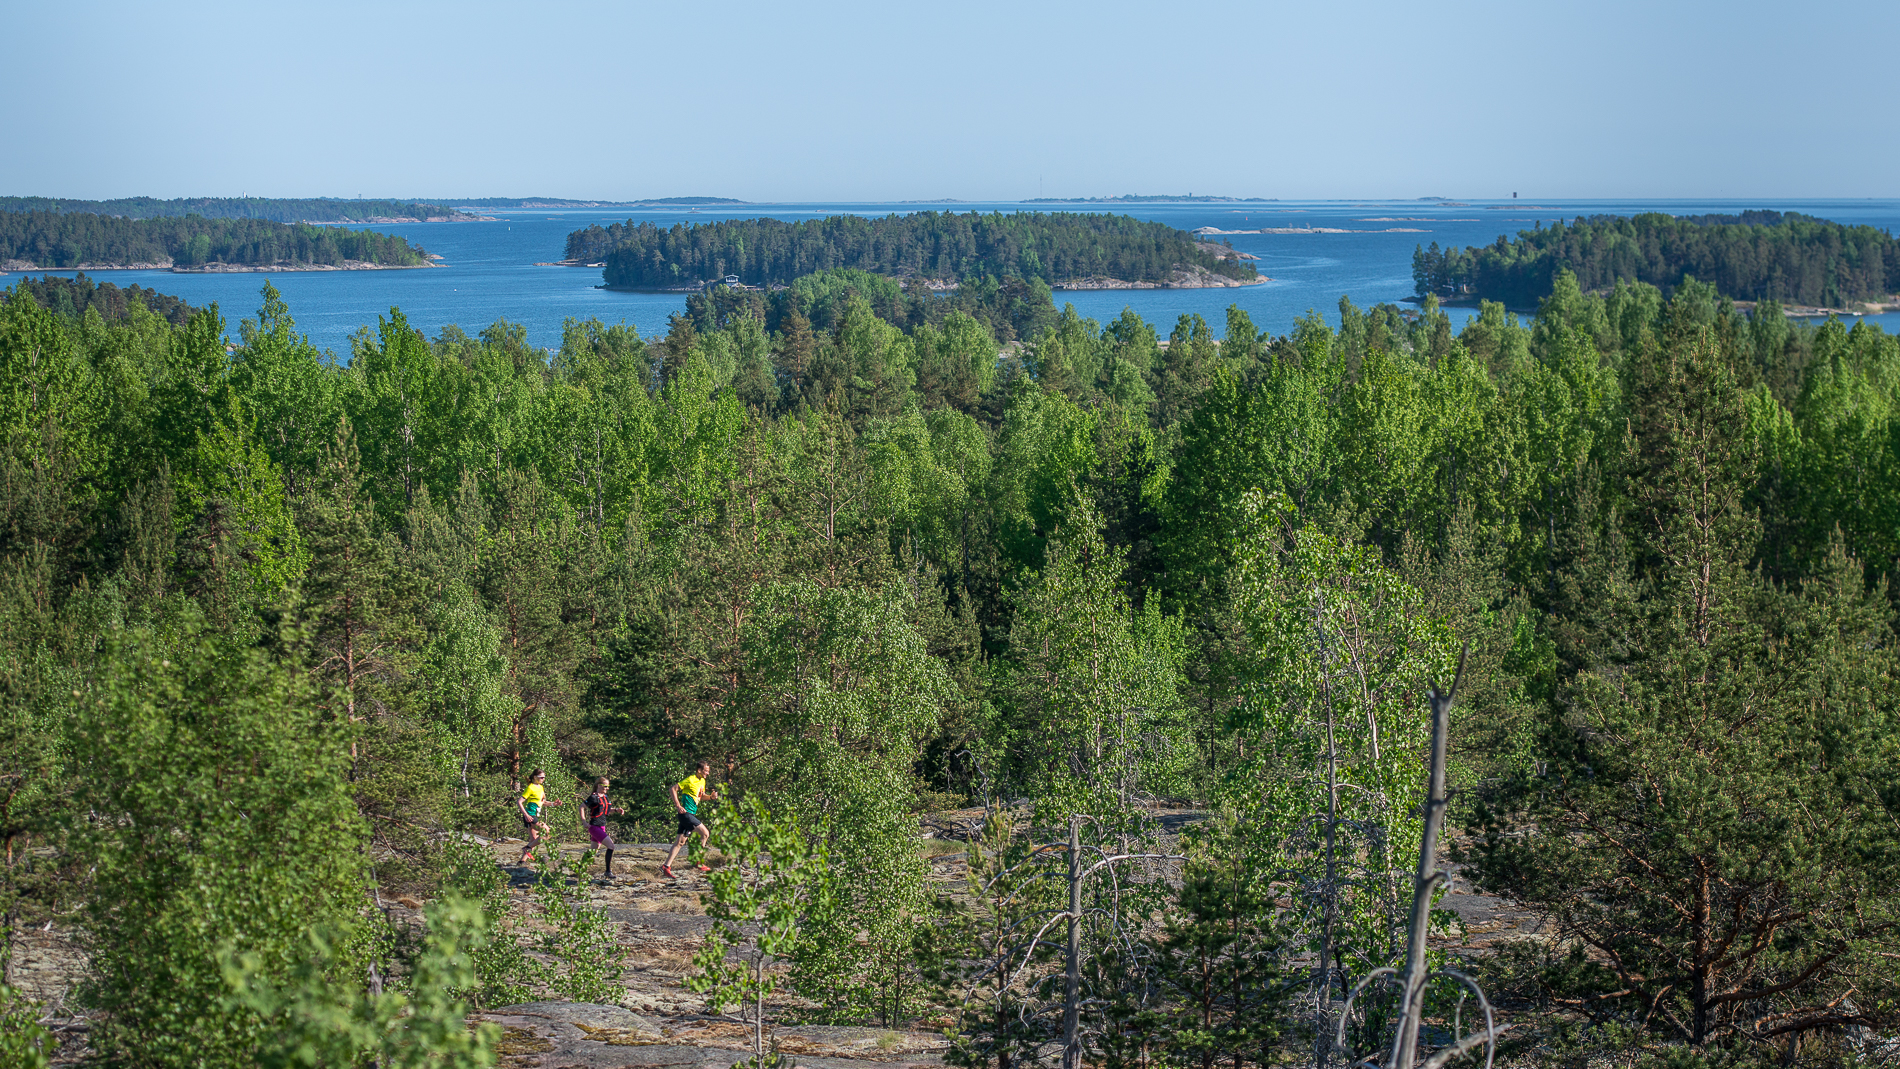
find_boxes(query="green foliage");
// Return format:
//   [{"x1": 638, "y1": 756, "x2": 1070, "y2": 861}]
[
  {"x1": 2, "y1": 272, "x2": 197, "y2": 325},
  {"x1": 2, "y1": 254, "x2": 1900, "y2": 1067},
  {"x1": 0, "y1": 985, "x2": 53, "y2": 1068},
  {"x1": 528, "y1": 851, "x2": 629, "y2": 1003},
  {"x1": 436, "y1": 838, "x2": 538, "y2": 1007},
  {"x1": 1223, "y1": 491, "x2": 1458, "y2": 996},
  {"x1": 993, "y1": 510, "x2": 1193, "y2": 822},
  {"x1": 1415, "y1": 210, "x2": 1900, "y2": 307},
  {"x1": 0, "y1": 195, "x2": 471, "y2": 224},
  {"x1": 738, "y1": 579, "x2": 952, "y2": 1023},
  {"x1": 1139, "y1": 817, "x2": 1298, "y2": 1069},
  {"x1": 579, "y1": 211, "x2": 1254, "y2": 288},
  {"x1": 422, "y1": 580, "x2": 519, "y2": 797},
  {"x1": 690, "y1": 796, "x2": 835, "y2": 1068},
  {"x1": 71, "y1": 611, "x2": 367, "y2": 1069},
  {"x1": 935, "y1": 810, "x2": 1063, "y2": 1069},
  {"x1": 225, "y1": 896, "x2": 501, "y2": 1069},
  {"x1": 1468, "y1": 306, "x2": 1900, "y2": 1047}
]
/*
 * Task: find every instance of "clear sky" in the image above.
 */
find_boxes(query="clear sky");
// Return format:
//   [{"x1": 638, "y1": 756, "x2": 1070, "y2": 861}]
[{"x1": 3, "y1": 0, "x2": 1894, "y2": 202}]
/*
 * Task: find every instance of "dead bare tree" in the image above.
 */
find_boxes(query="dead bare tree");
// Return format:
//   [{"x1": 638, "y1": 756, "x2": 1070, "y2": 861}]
[{"x1": 1334, "y1": 644, "x2": 1511, "y2": 1069}]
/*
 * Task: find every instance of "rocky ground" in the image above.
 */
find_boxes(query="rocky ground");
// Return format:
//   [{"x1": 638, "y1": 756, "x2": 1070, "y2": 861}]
[{"x1": 13, "y1": 809, "x2": 1551, "y2": 1066}]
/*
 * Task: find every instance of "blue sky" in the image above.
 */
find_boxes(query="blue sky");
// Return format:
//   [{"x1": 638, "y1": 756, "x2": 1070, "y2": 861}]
[{"x1": 3, "y1": 0, "x2": 1894, "y2": 202}]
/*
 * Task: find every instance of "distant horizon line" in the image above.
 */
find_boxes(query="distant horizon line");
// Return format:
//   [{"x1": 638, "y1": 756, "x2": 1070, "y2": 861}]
[{"x1": 8, "y1": 193, "x2": 1896, "y2": 208}]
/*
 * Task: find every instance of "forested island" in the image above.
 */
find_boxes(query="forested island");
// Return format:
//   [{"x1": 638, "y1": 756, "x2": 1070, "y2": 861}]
[
  {"x1": 0, "y1": 196, "x2": 475, "y2": 223},
  {"x1": 564, "y1": 211, "x2": 1258, "y2": 290},
  {"x1": 1414, "y1": 209, "x2": 1900, "y2": 308},
  {"x1": 3, "y1": 255, "x2": 1899, "y2": 1067},
  {"x1": 0, "y1": 210, "x2": 432, "y2": 270},
  {"x1": 0, "y1": 272, "x2": 197, "y2": 324}
]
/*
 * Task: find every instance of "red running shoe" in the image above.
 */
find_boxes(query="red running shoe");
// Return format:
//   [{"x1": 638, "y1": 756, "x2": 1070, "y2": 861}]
[{"x1": 661, "y1": 866, "x2": 674, "y2": 878}]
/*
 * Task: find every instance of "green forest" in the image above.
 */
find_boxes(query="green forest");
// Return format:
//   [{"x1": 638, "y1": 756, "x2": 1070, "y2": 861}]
[
  {"x1": 0, "y1": 196, "x2": 472, "y2": 223},
  {"x1": 1414, "y1": 210, "x2": 1900, "y2": 308},
  {"x1": 1, "y1": 264, "x2": 1898, "y2": 1069},
  {"x1": 2, "y1": 272, "x2": 197, "y2": 325},
  {"x1": 565, "y1": 211, "x2": 1257, "y2": 289},
  {"x1": 0, "y1": 209, "x2": 432, "y2": 268}
]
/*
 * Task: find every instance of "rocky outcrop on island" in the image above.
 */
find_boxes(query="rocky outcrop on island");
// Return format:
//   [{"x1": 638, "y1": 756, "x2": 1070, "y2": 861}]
[
  {"x1": 2, "y1": 259, "x2": 174, "y2": 273},
  {"x1": 171, "y1": 259, "x2": 437, "y2": 273},
  {"x1": 1054, "y1": 262, "x2": 1268, "y2": 289}
]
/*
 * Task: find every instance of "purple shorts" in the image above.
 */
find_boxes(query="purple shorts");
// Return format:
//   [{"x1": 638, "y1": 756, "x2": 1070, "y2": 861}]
[{"x1": 588, "y1": 824, "x2": 615, "y2": 848}]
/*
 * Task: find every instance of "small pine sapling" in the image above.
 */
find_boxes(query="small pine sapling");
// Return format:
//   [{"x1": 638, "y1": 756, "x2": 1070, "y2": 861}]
[{"x1": 688, "y1": 797, "x2": 835, "y2": 1069}]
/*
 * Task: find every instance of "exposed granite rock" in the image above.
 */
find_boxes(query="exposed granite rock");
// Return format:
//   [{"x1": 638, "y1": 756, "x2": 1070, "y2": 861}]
[
  {"x1": 1053, "y1": 263, "x2": 1265, "y2": 289},
  {"x1": 479, "y1": 1003, "x2": 945, "y2": 1069}
]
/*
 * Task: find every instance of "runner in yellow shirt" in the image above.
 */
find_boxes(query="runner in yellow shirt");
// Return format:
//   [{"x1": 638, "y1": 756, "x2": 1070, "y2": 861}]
[
  {"x1": 515, "y1": 769, "x2": 562, "y2": 866},
  {"x1": 661, "y1": 760, "x2": 718, "y2": 878}
]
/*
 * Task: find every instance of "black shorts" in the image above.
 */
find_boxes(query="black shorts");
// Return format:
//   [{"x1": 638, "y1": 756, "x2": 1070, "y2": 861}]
[
  {"x1": 677, "y1": 811, "x2": 704, "y2": 836},
  {"x1": 521, "y1": 813, "x2": 538, "y2": 830}
]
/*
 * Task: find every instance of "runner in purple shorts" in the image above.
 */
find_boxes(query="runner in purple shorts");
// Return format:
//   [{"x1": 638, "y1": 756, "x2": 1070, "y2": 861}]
[{"x1": 584, "y1": 777, "x2": 622, "y2": 879}]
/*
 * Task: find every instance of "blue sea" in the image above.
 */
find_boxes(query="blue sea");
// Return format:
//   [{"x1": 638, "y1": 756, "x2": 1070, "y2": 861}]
[{"x1": 10, "y1": 198, "x2": 1899, "y2": 357}]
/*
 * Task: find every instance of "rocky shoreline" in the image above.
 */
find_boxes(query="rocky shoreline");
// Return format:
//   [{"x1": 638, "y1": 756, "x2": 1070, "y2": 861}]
[
  {"x1": 1732, "y1": 297, "x2": 1900, "y2": 318},
  {"x1": 0, "y1": 259, "x2": 437, "y2": 274},
  {"x1": 1054, "y1": 263, "x2": 1267, "y2": 290},
  {"x1": 568, "y1": 263, "x2": 1262, "y2": 293}
]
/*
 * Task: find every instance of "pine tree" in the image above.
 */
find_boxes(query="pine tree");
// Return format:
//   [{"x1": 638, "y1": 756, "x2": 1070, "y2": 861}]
[{"x1": 1469, "y1": 304, "x2": 1900, "y2": 1053}]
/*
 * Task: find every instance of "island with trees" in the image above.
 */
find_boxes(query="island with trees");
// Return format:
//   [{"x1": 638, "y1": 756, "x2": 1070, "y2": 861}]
[
  {"x1": 1, "y1": 272, "x2": 197, "y2": 324},
  {"x1": 0, "y1": 209, "x2": 434, "y2": 271},
  {"x1": 0, "y1": 195, "x2": 478, "y2": 224},
  {"x1": 1414, "y1": 209, "x2": 1900, "y2": 309},
  {"x1": 564, "y1": 211, "x2": 1259, "y2": 290}
]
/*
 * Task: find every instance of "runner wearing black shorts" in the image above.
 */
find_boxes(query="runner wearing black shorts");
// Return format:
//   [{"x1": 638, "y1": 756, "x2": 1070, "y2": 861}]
[{"x1": 662, "y1": 760, "x2": 717, "y2": 879}]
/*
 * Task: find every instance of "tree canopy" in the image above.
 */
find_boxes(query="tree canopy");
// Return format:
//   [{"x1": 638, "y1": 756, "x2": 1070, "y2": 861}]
[
  {"x1": 1415, "y1": 210, "x2": 1900, "y2": 308},
  {"x1": 3, "y1": 267, "x2": 1899, "y2": 1066},
  {"x1": 566, "y1": 211, "x2": 1257, "y2": 289},
  {"x1": 1, "y1": 272, "x2": 197, "y2": 324},
  {"x1": 0, "y1": 195, "x2": 472, "y2": 223},
  {"x1": 0, "y1": 210, "x2": 431, "y2": 268}
]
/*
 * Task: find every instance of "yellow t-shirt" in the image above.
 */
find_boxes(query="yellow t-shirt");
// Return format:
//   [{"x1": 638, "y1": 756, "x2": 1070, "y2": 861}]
[
  {"x1": 677, "y1": 774, "x2": 706, "y2": 814},
  {"x1": 521, "y1": 782, "x2": 545, "y2": 817}
]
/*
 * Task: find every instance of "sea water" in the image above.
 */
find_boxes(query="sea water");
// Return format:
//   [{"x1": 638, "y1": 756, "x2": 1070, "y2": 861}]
[{"x1": 9, "y1": 198, "x2": 1898, "y2": 356}]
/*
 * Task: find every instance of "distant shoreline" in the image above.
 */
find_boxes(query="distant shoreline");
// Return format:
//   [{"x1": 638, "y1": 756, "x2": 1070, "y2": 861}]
[
  {"x1": 0, "y1": 259, "x2": 437, "y2": 274},
  {"x1": 305, "y1": 215, "x2": 496, "y2": 224},
  {"x1": 594, "y1": 269, "x2": 1268, "y2": 294},
  {"x1": 1053, "y1": 271, "x2": 1267, "y2": 291}
]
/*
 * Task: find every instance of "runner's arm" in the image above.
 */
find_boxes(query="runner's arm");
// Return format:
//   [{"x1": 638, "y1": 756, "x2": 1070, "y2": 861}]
[{"x1": 669, "y1": 783, "x2": 684, "y2": 813}]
